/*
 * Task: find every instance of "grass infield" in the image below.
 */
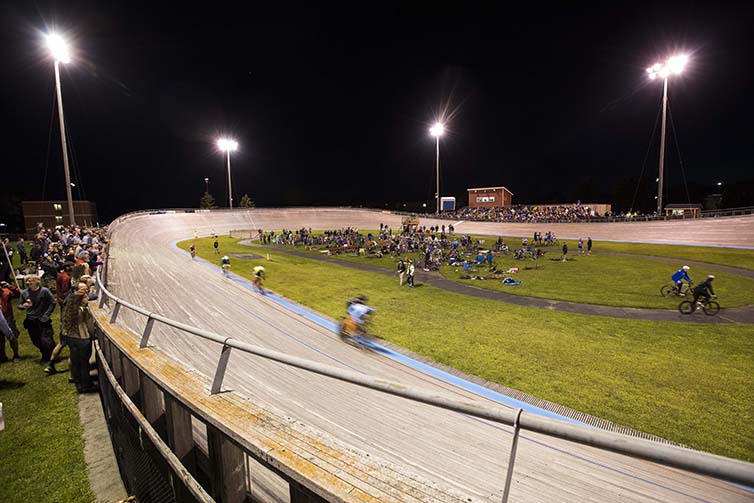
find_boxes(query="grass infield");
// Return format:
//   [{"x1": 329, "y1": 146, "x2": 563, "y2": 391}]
[
  {"x1": 182, "y1": 236, "x2": 754, "y2": 463},
  {"x1": 254, "y1": 233, "x2": 754, "y2": 309}
]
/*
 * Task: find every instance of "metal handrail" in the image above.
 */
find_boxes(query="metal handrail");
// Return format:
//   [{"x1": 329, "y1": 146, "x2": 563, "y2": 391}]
[{"x1": 95, "y1": 271, "x2": 754, "y2": 491}]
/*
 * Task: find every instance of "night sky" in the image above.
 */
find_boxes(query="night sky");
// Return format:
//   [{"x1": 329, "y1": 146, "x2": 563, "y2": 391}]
[{"x1": 1, "y1": 2, "x2": 753, "y2": 225}]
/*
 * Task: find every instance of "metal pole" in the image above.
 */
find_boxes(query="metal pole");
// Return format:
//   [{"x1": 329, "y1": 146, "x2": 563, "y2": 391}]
[
  {"x1": 226, "y1": 151, "x2": 233, "y2": 208},
  {"x1": 435, "y1": 136, "x2": 440, "y2": 214},
  {"x1": 204, "y1": 177, "x2": 209, "y2": 194},
  {"x1": 657, "y1": 77, "x2": 668, "y2": 215},
  {"x1": 54, "y1": 60, "x2": 76, "y2": 226}
]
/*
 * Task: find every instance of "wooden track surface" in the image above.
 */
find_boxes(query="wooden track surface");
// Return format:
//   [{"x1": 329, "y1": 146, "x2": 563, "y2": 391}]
[{"x1": 106, "y1": 208, "x2": 754, "y2": 502}]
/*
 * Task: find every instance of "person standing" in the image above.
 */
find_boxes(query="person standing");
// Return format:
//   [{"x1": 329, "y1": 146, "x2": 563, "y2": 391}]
[
  {"x1": 16, "y1": 238, "x2": 28, "y2": 265},
  {"x1": 18, "y1": 276, "x2": 56, "y2": 366},
  {"x1": 577, "y1": 238, "x2": 584, "y2": 255},
  {"x1": 213, "y1": 238, "x2": 220, "y2": 254},
  {"x1": 0, "y1": 281, "x2": 21, "y2": 362},
  {"x1": 587, "y1": 237, "x2": 593, "y2": 255},
  {"x1": 62, "y1": 291, "x2": 96, "y2": 393},
  {"x1": 396, "y1": 259, "x2": 406, "y2": 287},
  {"x1": 407, "y1": 260, "x2": 416, "y2": 288},
  {"x1": 561, "y1": 242, "x2": 568, "y2": 262}
]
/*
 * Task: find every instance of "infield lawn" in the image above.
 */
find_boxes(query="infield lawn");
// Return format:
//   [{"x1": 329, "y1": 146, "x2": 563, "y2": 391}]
[{"x1": 181, "y1": 236, "x2": 754, "y2": 463}]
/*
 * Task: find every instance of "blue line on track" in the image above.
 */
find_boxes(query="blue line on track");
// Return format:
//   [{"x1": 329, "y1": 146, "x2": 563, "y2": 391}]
[{"x1": 170, "y1": 238, "x2": 753, "y2": 496}]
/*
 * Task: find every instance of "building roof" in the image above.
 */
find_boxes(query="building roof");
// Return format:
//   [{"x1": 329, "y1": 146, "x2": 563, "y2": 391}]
[
  {"x1": 466, "y1": 186, "x2": 514, "y2": 195},
  {"x1": 665, "y1": 203, "x2": 703, "y2": 209}
]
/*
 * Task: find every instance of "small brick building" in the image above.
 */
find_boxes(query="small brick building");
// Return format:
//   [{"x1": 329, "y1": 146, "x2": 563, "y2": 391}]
[
  {"x1": 467, "y1": 186, "x2": 513, "y2": 208},
  {"x1": 22, "y1": 200, "x2": 98, "y2": 234}
]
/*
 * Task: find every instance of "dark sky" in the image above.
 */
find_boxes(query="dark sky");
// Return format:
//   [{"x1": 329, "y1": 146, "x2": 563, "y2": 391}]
[{"x1": 1, "y1": 2, "x2": 753, "y2": 222}]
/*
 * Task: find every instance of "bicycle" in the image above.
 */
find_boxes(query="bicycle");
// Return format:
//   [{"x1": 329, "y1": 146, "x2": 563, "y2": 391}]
[
  {"x1": 661, "y1": 282, "x2": 693, "y2": 298},
  {"x1": 678, "y1": 297, "x2": 720, "y2": 316}
]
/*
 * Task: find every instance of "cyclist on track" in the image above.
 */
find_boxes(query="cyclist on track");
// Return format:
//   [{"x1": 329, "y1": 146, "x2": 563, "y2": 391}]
[
  {"x1": 189, "y1": 243, "x2": 196, "y2": 259},
  {"x1": 339, "y1": 294, "x2": 374, "y2": 340},
  {"x1": 692, "y1": 275, "x2": 716, "y2": 309},
  {"x1": 221, "y1": 255, "x2": 231, "y2": 277},
  {"x1": 671, "y1": 265, "x2": 692, "y2": 295},
  {"x1": 253, "y1": 265, "x2": 266, "y2": 294}
]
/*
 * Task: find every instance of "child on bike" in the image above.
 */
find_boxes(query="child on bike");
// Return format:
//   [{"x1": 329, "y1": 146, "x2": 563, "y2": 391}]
[
  {"x1": 692, "y1": 275, "x2": 715, "y2": 308},
  {"x1": 671, "y1": 265, "x2": 692, "y2": 295}
]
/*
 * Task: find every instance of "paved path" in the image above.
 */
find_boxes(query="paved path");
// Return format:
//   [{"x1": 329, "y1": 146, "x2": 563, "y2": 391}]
[
  {"x1": 241, "y1": 242, "x2": 754, "y2": 324},
  {"x1": 105, "y1": 209, "x2": 754, "y2": 502}
]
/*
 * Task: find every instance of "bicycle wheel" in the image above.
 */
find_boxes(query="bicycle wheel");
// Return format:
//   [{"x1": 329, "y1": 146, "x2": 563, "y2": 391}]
[
  {"x1": 660, "y1": 285, "x2": 673, "y2": 297},
  {"x1": 703, "y1": 301, "x2": 720, "y2": 316},
  {"x1": 678, "y1": 300, "x2": 694, "y2": 315}
]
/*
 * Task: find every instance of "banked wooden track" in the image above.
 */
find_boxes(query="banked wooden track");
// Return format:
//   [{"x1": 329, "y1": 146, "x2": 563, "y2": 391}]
[{"x1": 105, "y1": 208, "x2": 754, "y2": 502}]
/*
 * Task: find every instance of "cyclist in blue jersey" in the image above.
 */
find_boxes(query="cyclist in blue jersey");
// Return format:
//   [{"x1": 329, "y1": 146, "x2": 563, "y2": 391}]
[{"x1": 670, "y1": 265, "x2": 692, "y2": 295}]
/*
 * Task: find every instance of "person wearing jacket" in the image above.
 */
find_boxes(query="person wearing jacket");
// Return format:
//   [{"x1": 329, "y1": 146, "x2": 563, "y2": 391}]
[
  {"x1": 692, "y1": 275, "x2": 716, "y2": 307},
  {"x1": 62, "y1": 291, "x2": 96, "y2": 393},
  {"x1": 671, "y1": 265, "x2": 692, "y2": 294},
  {"x1": 19, "y1": 275, "x2": 56, "y2": 365},
  {"x1": 0, "y1": 281, "x2": 20, "y2": 362}
]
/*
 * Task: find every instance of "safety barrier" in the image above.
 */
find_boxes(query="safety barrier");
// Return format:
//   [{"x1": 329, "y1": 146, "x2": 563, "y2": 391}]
[{"x1": 93, "y1": 269, "x2": 754, "y2": 502}]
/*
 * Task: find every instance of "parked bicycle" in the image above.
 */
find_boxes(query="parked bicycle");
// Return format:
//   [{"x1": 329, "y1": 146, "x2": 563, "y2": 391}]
[
  {"x1": 678, "y1": 297, "x2": 720, "y2": 316},
  {"x1": 661, "y1": 281, "x2": 693, "y2": 298}
]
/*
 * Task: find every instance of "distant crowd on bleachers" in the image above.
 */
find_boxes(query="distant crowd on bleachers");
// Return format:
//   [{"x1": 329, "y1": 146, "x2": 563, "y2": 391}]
[{"x1": 443, "y1": 203, "x2": 600, "y2": 223}]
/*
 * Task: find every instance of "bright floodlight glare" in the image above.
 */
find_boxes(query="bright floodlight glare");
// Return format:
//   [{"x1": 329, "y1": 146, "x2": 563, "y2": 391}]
[
  {"x1": 647, "y1": 54, "x2": 688, "y2": 80},
  {"x1": 429, "y1": 122, "x2": 445, "y2": 137},
  {"x1": 217, "y1": 138, "x2": 238, "y2": 152},
  {"x1": 46, "y1": 33, "x2": 71, "y2": 63}
]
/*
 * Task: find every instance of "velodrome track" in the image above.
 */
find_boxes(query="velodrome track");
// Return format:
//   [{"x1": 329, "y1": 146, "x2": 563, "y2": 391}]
[{"x1": 106, "y1": 208, "x2": 754, "y2": 502}]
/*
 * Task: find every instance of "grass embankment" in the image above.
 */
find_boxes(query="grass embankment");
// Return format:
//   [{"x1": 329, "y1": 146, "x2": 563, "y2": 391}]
[
  {"x1": 182, "y1": 236, "x2": 754, "y2": 462},
  {"x1": 256, "y1": 233, "x2": 754, "y2": 309},
  {"x1": 0, "y1": 246, "x2": 94, "y2": 503}
]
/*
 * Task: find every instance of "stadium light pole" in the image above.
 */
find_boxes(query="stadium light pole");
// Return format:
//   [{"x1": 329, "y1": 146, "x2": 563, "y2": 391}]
[
  {"x1": 217, "y1": 139, "x2": 238, "y2": 208},
  {"x1": 204, "y1": 177, "x2": 210, "y2": 193},
  {"x1": 429, "y1": 122, "x2": 445, "y2": 214},
  {"x1": 647, "y1": 54, "x2": 689, "y2": 215},
  {"x1": 47, "y1": 33, "x2": 76, "y2": 226}
]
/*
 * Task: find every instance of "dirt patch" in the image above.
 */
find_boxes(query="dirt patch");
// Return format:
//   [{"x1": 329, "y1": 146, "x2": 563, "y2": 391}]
[{"x1": 230, "y1": 252, "x2": 263, "y2": 260}]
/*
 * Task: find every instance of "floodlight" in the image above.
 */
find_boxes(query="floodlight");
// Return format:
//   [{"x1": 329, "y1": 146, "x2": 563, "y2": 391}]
[
  {"x1": 217, "y1": 138, "x2": 238, "y2": 152},
  {"x1": 47, "y1": 34, "x2": 71, "y2": 64},
  {"x1": 429, "y1": 122, "x2": 445, "y2": 137}
]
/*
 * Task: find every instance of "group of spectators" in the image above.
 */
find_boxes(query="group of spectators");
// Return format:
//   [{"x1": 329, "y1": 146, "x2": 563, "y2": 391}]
[
  {"x1": 444, "y1": 203, "x2": 599, "y2": 223},
  {"x1": 0, "y1": 223, "x2": 107, "y2": 393}
]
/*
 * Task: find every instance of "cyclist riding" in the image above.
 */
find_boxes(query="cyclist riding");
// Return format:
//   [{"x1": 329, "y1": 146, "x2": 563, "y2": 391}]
[
  {"x1": 189, "y1": 243, "x2": 196, "y2": 259},
  {"x1": 670, "y1": 265, "x2": 692, "y2": 295},
  {"x1": 692, "y1": 275, "x2": 716, "y2": 309},
  {"x1": 253, "y1": 265, "x2": 266, "y2": 294},
  {"x1": 221, "y1": 255, "x2": 231, "y2": 277},
  {"x1": 339, "y1": 294, "x2": 374, "y2": 340}
]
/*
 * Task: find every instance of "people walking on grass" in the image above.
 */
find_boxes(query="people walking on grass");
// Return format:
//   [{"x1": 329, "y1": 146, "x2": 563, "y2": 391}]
[
  {"x1": 587, "y1": 237, "x2": 593, "y2": 255},
  {"x1": 0, "y1": 281, "x2": 21, "y2": 363},
  {"x1": 397, "y1": 259, "x2": 406, "y2": 286},
  {"x1": 19, "y1": 276, "x2": 56, "y2": 367},
  {"x1": 214, "y1": 238, "x2": 220, "y2": 254},
  {"x1": 407, "y1": 260, "x2": 416, "y2": 288},
  {"x1": 561, "y1": 242, "x2": 568, "y2": 262}
]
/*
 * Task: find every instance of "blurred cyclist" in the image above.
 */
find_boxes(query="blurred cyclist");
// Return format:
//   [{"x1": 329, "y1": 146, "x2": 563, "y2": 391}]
[
  {"x1": 692, "y1": 275, "x2": 716, "y2": 308},
  {"x1": 339, "y1": 294, "x2": 374, "y2": 340},
  {"x1": 221, "y1": 256, "x2": 231, "y2": 277},
  {"x1": 253, "y1": 265, "x2": 266, "y2": 294}
]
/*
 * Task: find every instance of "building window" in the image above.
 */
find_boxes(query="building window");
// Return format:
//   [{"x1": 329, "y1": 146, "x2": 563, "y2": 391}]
[
  {"x1": 53, "y1": 204, "x2": 62, "y2": 211},
  {"x1": 55, "y1": 216, "x2": 63, "y2": 223}
]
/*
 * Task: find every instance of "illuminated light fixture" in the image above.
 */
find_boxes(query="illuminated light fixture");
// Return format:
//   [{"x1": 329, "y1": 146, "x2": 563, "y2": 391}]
[
  {"x1": 46, "y1": 33, "x2": 71, "y2": 64},
  {"x1": 646, "y1": 54, "x2": 688, "y2": 80},
  {"x1": 429, "y1": 122, "x2": 445, "y2": 137},
  {"x1": 217, "y1": 138, "x2": 238, "y2": 152}
]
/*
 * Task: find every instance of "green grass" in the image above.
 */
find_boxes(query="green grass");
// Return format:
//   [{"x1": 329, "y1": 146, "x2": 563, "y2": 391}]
[
  {"x1": 251, "y1": 234, "x2": 754, "y2": 309},
  {"x1": 0, "y1": 245, "x2": 94, "y2": 503},
  {"x1": 182, "y1": 237, "x2": 754, "y2": 462}
]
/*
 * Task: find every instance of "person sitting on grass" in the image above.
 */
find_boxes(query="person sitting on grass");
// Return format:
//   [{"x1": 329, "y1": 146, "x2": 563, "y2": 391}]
[
  {"x1": 671, "y1": 265, "x2": 692, "y2": 295},
  {"x1": 692, "y1": 275, "x2": 716, "y2": 309}
]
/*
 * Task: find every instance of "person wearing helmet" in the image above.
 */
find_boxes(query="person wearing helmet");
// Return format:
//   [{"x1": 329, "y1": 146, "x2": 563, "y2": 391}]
[
  {"x1": 252, "y1": 265, "x2": 266, "y2": 294},
  {"x1": 692, "y1": 275, "x2": 716, "y2": 308},
  {"x1": 340, "y1": 294, "x2": 374, "y2": 340},
  {"x1": 221, "y1": 256, "x2": 231, "y2": 277},
  {"x1": 670, "y1": 265, "x2": 692, "y2": 295}
]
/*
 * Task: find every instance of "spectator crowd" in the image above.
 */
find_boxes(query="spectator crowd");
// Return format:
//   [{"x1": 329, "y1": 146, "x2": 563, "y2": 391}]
[
  {"x1": 0, "y1": 223, "x2": 107, "y2": 393},
  {"x1": 444, "y1": 203, "x2": 599, "y2": 223}
]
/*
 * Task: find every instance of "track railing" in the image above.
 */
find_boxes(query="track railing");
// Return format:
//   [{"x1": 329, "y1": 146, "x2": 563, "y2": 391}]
[{"x1": 94, "y1": 270, "x2": 754, "y2": 499}]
